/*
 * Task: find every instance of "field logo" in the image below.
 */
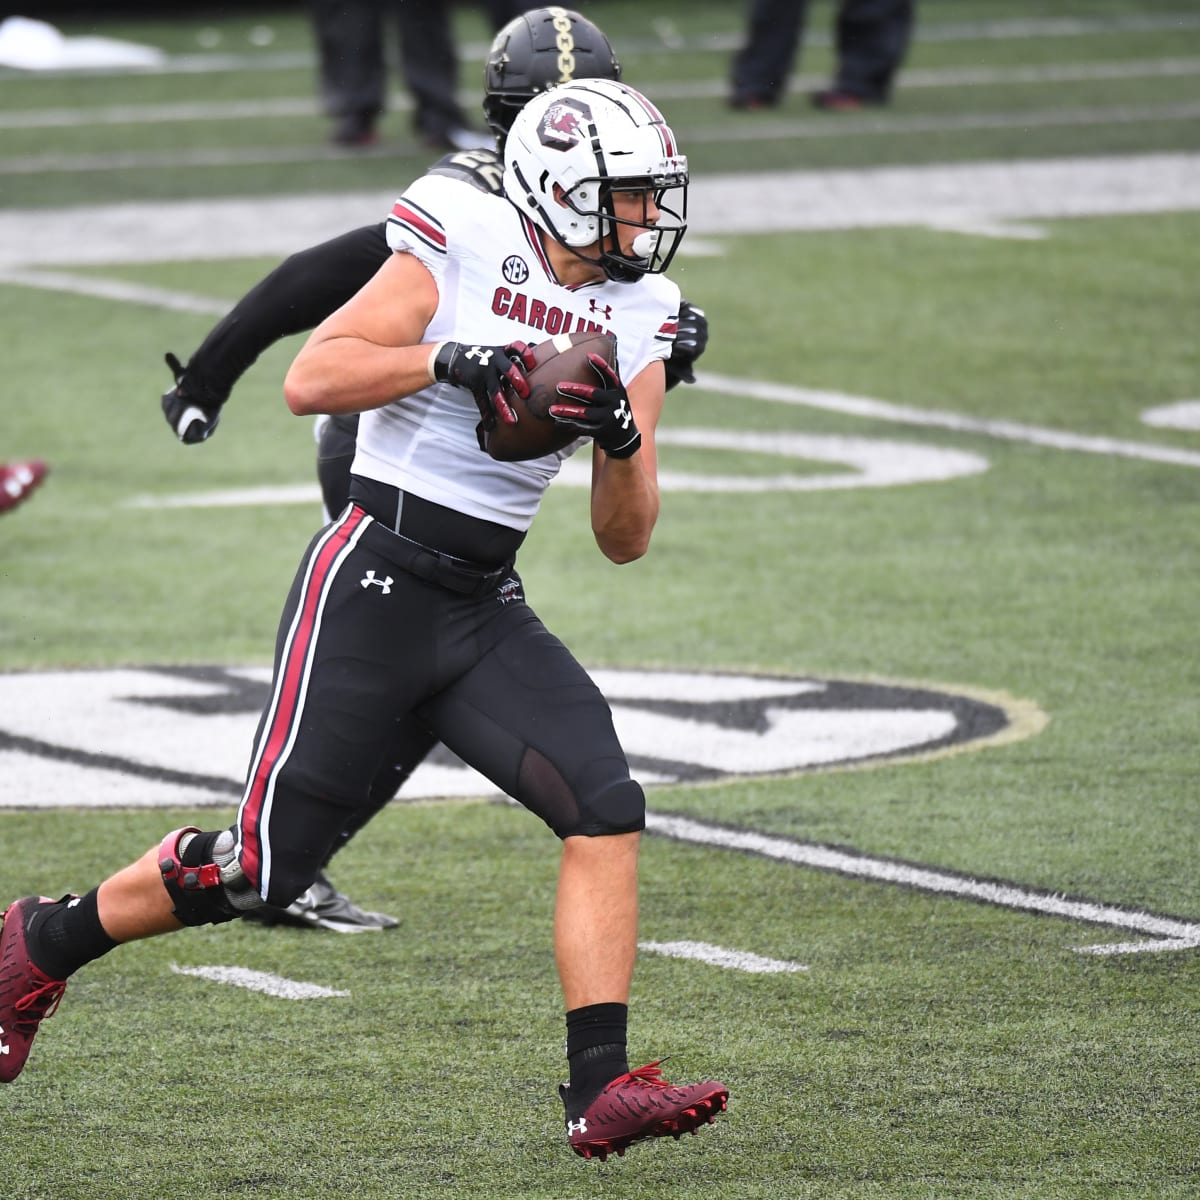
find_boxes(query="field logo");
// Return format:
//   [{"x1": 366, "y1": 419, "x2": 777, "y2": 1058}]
[{"x1": 0, "y1": 666, "x2": 1033, "y2": 809}]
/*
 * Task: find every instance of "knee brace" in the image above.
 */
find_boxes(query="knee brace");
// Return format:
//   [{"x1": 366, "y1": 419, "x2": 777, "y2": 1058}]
[
  {"x1": 565, "y1": 778, "x2": 646, "y2": 839},
  {"x1": 157, "y1": 826, "x2": 265, "y2": 926}
]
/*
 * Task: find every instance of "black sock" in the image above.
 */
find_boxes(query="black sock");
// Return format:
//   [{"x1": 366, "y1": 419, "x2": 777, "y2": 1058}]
[
  {"x1": 564, "y1": 1002, "x2": 629, "y2": 1117},
  {"x1": 25, "y1": 888, "x2": 119, "y2": 980}
]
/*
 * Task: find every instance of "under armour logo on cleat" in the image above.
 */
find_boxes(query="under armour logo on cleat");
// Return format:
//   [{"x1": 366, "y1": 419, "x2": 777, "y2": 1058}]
[
  {"x1": 360, "y1": 571, "x2": 393, "y2": 594},
  {"x1": 566, "y1": 1118, "x2": 588, "y2": 1135}
]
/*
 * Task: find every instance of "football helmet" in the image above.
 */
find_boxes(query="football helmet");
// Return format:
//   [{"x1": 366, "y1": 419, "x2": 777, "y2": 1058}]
[
  {"x1": 483, "y1": 7, "x2": 621, "y2": 141},
  {"x1": 503, "y1": 79, "x2": 688, "y2": 282}
]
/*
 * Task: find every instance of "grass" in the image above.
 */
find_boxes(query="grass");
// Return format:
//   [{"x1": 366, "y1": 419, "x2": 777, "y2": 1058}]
[{"x1": 2, "y1": 3, "x2": 1200, "y2": 1197}]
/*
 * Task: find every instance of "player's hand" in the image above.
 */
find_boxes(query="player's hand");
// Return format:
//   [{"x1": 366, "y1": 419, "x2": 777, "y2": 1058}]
[
  {"x1": 432, "y1": 340, "x2": 534, "y2": 430},
  {"x1": 550, "y1": 354, "x2": 641, "y2": 459},
  {"x1": 161, "y1": 352, "x2": 226, "y2": 444},
  {"x1": 663, "y1": 298, "x2": 708, "y2": 391}
]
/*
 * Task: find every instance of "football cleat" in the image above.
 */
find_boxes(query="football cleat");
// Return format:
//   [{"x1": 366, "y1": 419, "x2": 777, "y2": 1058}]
[
  {"x1": 562, "y1": 1060, "x2": 729, "y2": 1162},
  {"x1": 0, "y1": 460, "x2": 48, "y2": 514},
  {"x1": 241, "y1": 872, "x2": 398, "y2": 934},
  {"x1": 0, "y1": 896, "x2": 70, "y2": 1083}
]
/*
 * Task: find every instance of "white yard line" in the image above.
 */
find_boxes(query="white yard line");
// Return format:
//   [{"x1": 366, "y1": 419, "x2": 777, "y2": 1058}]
[
  {"x1": 1, "y1": 152, "x2": 1197, "y2": 269},
  {"x1": 646, "y1": 813, "x2": 1200, "y2": 956},
  {"x1": 169, "y1": 963, "x2": 350, "y2": 998},
  {"x1": 4, "y1": 58, "x2": 1198, "y2": 130}
]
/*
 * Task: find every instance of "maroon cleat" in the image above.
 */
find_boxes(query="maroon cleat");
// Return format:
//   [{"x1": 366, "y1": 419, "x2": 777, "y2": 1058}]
[
  {"x1": 563, "y1": 1061, "x2": 729, "y2": 1162},
  {"x1": 0, "y1": 897, "x2": 69, "y2": 1082},
  {"x1": 0, "y1": 460, "x2": 48, "y2": 514}
]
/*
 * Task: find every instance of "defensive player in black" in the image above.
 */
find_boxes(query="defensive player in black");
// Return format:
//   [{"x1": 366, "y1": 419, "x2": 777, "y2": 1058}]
[{"x1": 158, "y1": 7, "x2": 710, "y2": 933}]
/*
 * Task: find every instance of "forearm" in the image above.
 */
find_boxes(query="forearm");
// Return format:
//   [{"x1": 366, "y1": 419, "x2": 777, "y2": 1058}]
[
  {"x1": 284, "y1": 338, "x2": 438, "y2": 416},
  {"x1": 186, "y1": 223, "x2": 390, "y2": 399},
  {"x1": 590, "y1": 448, "x2": 660, "y2": 563}
]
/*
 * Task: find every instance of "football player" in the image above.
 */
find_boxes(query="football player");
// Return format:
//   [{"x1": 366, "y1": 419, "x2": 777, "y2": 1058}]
[
  {"x1": 159, "y1": 6, "x2": 709, "y2": 933},
  {"x1": 2, "y1": 76, "x2": 729, "y2": 1163}
]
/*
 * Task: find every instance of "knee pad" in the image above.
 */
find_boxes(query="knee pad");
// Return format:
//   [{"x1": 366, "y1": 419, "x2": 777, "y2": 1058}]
[
  {"x1": 157, "y1": 826, "x2": 265, "y2": 926},
  {"x1": 564, "y1": 778, "x2": 646, "y2": 839}
]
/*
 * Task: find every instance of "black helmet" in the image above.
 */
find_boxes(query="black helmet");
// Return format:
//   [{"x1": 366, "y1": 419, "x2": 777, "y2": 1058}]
[{"x1": 483, "y1": 7, "x2": 622, "y2": 141}]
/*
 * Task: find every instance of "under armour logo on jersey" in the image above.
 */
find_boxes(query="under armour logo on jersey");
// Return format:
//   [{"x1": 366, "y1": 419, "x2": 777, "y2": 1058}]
[
  {"x1": 566, "y1": 1118, "x2": 588, "y2": 1135},
  {"x1": 360, "y1": 570, "x2": 393, "y2": 594},
  {"x1": 464, "y1": 346, "x2": 494, "y2": 366},
  {"x1": 589, "y1": 299, "x2": 613, "y2": 320},
  {"x1": 614, "y1": 398, "x2": 632, "y2": 429}
]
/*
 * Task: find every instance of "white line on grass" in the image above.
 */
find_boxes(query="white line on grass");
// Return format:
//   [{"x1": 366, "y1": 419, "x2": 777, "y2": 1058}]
[
  {"x1": 4, "y1": 152, "x2": 1196, "y2": 270},
  {"x1": 645, "y1": 813, "x2": 1200, "y2": 956},
  {"x1": 697, "y1": 373, "x2": 1200, "y2": 471},
  {"x1": 169, "y1": 963, "x2": 350, "y2": 998},
  {"x1": 640, "y1": 940, "x2": 808, "y2": 974},
  {"x1": 2, "y1": 102, "x2": 1196, "y2": 174},
  {"x1": 5, "y1": 58, "x2": 1198, "y2": 130}
]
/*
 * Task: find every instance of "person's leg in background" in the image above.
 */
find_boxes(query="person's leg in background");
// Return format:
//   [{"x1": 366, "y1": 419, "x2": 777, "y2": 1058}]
[{"x1": 310, "y1": 0, "x2": 387, "y2": 144}]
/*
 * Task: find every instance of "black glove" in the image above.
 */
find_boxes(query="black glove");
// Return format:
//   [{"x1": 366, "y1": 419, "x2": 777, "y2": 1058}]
[
  {"x1": 161, "y1": 352, "x2": 227, "y2": 444},
  {"x1": 432, "y1": 340, "x2": 533, "y2": 431},
  {"x1": 663, "y1": 298, "x2": 708, "y2": 391},
  {"x1": 550, "y1": 354, "x2": 641, "y2": 459}
]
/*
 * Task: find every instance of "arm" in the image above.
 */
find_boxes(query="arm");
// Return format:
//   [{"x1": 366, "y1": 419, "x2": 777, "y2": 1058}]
[
  {"x1": 587, "y1": 362, "x2": 665, "y2": 565},
  {"x1": 162, "y1": 223, "x2": 392, "y2": 440},
  {"x1": 283, "y1": 250, "x2": 440, "y2": 416},
  {"x1": 184, "y1": 223, "x2": 392, "y2": 399}
]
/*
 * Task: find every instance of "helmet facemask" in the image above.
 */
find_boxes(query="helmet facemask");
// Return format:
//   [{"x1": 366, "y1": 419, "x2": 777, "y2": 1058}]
[{"x1": 559, "y1": 173, "x2": 688, "y2": 282}]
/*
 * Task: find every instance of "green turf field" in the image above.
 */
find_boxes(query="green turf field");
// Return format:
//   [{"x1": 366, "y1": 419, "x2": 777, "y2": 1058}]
[{"x1": 2, "y1": 3, "x2": 1199, "y2": 1197}]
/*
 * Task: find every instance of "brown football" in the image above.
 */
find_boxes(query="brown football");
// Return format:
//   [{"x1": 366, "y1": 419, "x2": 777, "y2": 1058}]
[{"x1": 483, "y1": 330, "x2": 618, "y2": 462}]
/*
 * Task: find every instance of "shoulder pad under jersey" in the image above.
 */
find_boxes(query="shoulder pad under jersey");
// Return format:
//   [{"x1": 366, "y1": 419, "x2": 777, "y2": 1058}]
[{"x1": 425, "y1": 147, "x2": 504, "y2": 194}]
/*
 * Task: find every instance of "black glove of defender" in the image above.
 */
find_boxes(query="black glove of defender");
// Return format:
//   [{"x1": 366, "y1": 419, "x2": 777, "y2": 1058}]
[
  {"x1": 432, "y1": 340, "x2": 534, "y2": 431},
  {"x1": 550, "y1": 353, "x2": 641, "y2": 459},
  {"x1": 663, "y1": 298, "x2": 708, "y2": 391},
  {"x1": 161, "y1": 352, "x2": 227, "y2": 444}
]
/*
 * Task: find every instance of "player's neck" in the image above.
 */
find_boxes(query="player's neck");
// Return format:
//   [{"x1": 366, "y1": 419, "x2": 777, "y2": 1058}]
[{"x1": 540, "y1": 231, "x2": 606, "y2": 287}]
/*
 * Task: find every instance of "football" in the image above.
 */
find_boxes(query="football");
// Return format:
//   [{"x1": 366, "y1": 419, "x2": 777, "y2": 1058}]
[{"x1": 482, "y1": 330, "x2": 618, "y2": 462}]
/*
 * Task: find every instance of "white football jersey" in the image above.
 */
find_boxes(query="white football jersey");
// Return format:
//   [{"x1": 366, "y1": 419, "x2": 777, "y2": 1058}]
[{"x1": 350, "y1": 173, "x2": 680, "y2": 531}]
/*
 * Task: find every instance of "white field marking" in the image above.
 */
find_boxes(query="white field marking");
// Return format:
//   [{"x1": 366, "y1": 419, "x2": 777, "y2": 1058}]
[
  {"x1": 1141, "y1": 400, "x2": 1200, "y2": 431},
  {"x1": 6, "y1": 58, "x2": 1200, "y2": 130},
  {"x1": 122, "y1": 431, "x2": 985, "y2": 509},
  {"x1": 169, "y1": 964, "x2": 350, "y2": 999},
  {"x1": 0, "y1": 267, "x2": 229, "y2": 314},
  {"x1": 697, "y1": 373, "x2": 1200, "y2": 471},
  {"x1": 3, "y1": 102, "x2": 1198, "y2": 177},
  {"x1": 14, "y1": 15, "x2": 1200, "y2": 82},
  {"x1": 3, "y1": 152, "x2": 1197, "y2": 271},
  {"x1": 639, "y1": 941, "x2": 808, "y2": 974},
  {"x1": 680, "y1": 101, "x2": 1200, "y2": 147},
  {"x1": 645, "y1": 813, "x2": 1200, "y2": 956}
]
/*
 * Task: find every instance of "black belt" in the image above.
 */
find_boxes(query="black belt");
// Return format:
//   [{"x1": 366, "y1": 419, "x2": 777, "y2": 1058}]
[{"x1": 360, "y1": 512, "x2": 513, "y2": 599}]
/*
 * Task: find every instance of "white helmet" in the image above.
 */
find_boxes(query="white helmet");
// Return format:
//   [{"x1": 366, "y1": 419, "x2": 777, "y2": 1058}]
[{"x1": 503, "y1": 78, "x2": 688, "y2": 281}]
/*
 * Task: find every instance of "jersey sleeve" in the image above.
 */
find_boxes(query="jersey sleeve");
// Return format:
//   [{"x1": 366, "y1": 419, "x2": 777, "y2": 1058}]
[{"x1": 385, "y1": 173, "x2": 458, "y2": 286}]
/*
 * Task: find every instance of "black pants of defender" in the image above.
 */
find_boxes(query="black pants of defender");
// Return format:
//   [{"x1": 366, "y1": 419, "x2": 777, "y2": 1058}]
[
  {"x1": 731, "y1": 0, "x2": 915, "y2": 106},
  {"x1": 233, "y1": 504, "x2": 645, "y2": 908}
]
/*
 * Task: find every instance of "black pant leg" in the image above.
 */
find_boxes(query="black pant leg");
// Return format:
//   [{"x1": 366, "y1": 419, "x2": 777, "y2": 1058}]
[
  {"x1": 834, "y1": 0, "x2": 915, "y2": 101},
  {"x1": 310, "y1": 0, "x2": 388, "y2": 120},
  {"x1": 730, "y1": 0, "x2": 810, "y2": 105}
]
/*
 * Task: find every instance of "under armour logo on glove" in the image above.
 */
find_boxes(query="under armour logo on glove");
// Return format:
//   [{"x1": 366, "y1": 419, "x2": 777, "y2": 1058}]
[
  {"x1": 464, "y1": 346, "x2": 494, "y2": 366},
  {"x1": 360, "y1": 570, "x2": 393, "y2": 593},
  {"x1": 614, "y1": 398, "x2": 632, "y2": 429}
]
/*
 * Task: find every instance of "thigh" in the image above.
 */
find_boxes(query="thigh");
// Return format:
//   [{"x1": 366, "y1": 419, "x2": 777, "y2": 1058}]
[
  {"x1": 237, "y1": 507, "x2": 440, "y2": 900},
  {"x1": 425, "y1": 604, "x2": 645, "y2": 838}
]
